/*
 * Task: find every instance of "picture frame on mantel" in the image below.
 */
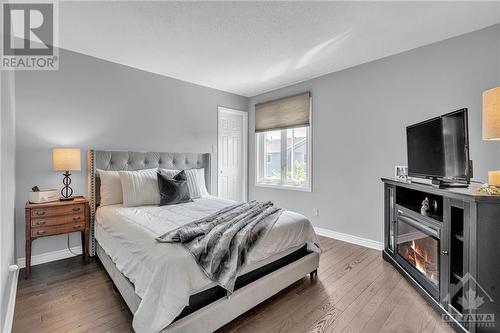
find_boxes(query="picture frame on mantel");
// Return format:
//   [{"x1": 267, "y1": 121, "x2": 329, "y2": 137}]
[{"x1": 394, "y1": 165, "x2": 408, "y2": 179}]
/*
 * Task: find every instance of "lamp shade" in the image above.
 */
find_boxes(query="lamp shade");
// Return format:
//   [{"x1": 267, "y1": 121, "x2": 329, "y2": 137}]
[
  {"x1": 489, "y1": 171, "x2": 500, "y2": 187},
  {"x1": 52, "y1": 148, "x2": 81, "y2": 171},
  {"x1": 483, "y1": 86, "x2": 500, "y2": 140}
]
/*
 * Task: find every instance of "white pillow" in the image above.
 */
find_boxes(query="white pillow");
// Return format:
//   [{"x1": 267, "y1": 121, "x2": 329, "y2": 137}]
[
  {"x1": 186, "y1": 168, "x2": 209, "y2": 198},
  {"x1": 97, "y1": 170, "x2": 123, "y2": 206},
  {"x1": 119, "y1": 169, "x2": 160, "y2": 207},
  {"x1": 159, "y1": 168, "x2": 209, "y2": 199}
]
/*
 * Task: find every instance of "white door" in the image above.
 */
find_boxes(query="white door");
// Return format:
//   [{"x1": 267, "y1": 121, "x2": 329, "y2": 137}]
[{"x1": 218, "y1": 107, "x2": 247, "y2": 202}]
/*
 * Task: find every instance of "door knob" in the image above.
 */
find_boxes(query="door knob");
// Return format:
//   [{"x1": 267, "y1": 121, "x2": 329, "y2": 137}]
[{"x1": 442, "y1": 250, "x2": 449, "y2": 255}]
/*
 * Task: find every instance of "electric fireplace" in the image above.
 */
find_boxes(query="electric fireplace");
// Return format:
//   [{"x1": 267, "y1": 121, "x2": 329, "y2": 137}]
[
  {"x1": 396, "y1": 209, "x2": 441, "y2": 299},
  {"x1": 383, "y1": 178, "x2": 500, "y2": 333}
]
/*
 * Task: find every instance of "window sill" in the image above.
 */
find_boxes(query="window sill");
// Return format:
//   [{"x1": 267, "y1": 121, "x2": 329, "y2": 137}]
[{"x1": 255, "y1": 182, "x2": 311, "y2": 192}]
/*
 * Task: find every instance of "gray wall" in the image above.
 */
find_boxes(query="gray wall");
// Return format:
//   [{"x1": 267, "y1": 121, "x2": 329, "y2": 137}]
[
  {"x1": 1, "y1": 70, "x2": 16, "y2": 329},
  {"x1": 249, "y1": 24, "x2": 500, "y2": 244},
  {"x1": 14, "y1": 48, "x2": 248, "y2": 259}
]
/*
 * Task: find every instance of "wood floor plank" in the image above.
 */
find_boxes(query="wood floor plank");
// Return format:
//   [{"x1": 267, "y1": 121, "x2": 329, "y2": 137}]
[
  {"x1": 307, "y1": 305, "x2": 343, "y2": 333},
  {"x1": 225, "y1": 245, "x2": 375, "y2": 333},
  {"x1": 420, "y1": 308, "x2": 438, "y2": 333},
  {"x1": 340, "y1": 267, "x2": 403, "y2": 332},
  {"x1": 249, "y1": 249, "x2": 381, "y2": 332},
  {"x1": 253, "y1": 250, "x2": 387, "y2": 333},
  {"x1": 356, "y1": 278, "x2": 408, "y2": 332},
  {"x1": 324, "y1": 262, "x2": 400, "y2": 332},
  {"x1": 377, "y1": 284, "x2": 416, "y2": 332},
  {"x1": 295, "y1": 246, "x2": 368, "y2": 296},
  {"x1": 395, "y1": 286, "x2": 430, "y2": 333},
  {"x1": 13, "y1": 236, "x2": 454, "y2": 333}
]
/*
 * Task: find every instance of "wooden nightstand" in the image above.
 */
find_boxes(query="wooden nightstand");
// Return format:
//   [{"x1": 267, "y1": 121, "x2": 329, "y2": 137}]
[{"x1": 25, "y1": 196, "x2": 90, "y2": 279}]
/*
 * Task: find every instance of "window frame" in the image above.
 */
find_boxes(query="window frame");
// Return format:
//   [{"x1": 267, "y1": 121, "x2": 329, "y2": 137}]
[{"x1": 255, "y1": 126, "x2": 312, "y2": 192}]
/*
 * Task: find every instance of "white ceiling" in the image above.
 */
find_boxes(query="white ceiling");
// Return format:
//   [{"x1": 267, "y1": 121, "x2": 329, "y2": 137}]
[{"x1": 58, "y1": 1, "x2": 500, "y2": 97}]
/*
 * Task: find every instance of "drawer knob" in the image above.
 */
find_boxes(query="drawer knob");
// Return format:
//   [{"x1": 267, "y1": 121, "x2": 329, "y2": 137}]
[
  {"x1": 72, "y1": 207, "x2": 81, "y2": 212},
  {"x1": 37, "y1": 230, "x2": 46, "y2": 235},
  {"x1": 72, "y1": 216, "x2": 81, "y2": 221},
  {"x1": 36, "y1": 220, "x2": 46, "y2": 226},
  {"x1": 36, "y1": 211, "x2": 46, "y2": 216},
  {"x1": 73, "y1": 224, "x2": 81, "y2": 229}
]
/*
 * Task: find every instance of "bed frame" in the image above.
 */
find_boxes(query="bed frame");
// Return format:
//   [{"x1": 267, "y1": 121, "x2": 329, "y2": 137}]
[{"x1": 87, "y1": 150, "x2": 320, "y2": 333}]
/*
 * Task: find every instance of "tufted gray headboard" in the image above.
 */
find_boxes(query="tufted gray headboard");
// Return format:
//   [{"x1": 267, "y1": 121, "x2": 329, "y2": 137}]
[{"x1": 87, "y1": 150, "x2": 211, "y2": 255}]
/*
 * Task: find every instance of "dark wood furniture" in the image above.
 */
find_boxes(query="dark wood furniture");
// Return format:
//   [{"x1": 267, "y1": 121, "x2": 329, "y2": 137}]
[
  {"x1": 382, "y1": 178, "x2": 500, "y2": 333},
  {"x1": 24, "y1": 196, "x2": 90, "y2": 279}
]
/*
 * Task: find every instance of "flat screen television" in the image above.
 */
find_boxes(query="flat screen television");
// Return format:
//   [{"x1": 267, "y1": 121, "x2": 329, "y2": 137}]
[{"x1": 406, "y1": 109, "x2": 471, "y2": 186}]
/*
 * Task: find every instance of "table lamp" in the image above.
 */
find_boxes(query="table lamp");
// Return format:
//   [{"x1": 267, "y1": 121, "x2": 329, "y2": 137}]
[
  {"x1": 52, "y1": 148, "x2": 81, "y2": 200},
  {"x1": 483, "y1": 87, "x2": 500, "y2": 193}
]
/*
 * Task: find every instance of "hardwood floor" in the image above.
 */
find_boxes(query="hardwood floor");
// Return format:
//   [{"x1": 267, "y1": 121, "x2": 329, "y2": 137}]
[{"x1": 13, "y1": 236, "x2": 453, "y2": 333}]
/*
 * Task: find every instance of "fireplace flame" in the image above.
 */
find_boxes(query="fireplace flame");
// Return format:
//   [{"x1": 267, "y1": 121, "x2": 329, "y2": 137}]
[
  {"x1": 402, "y1": 239, "x2": 438, "y2": 285},
  {"x1": 411, "y1": 240, "x2": 426, "y2": 273}
]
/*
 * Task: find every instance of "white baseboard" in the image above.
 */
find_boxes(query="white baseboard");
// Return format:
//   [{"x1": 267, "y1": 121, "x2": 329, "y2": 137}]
[
  {"x1": 314, "y1": 227, "x2": 384, "y2": 251},
  {"x1": 3, "y1": 268, "x2": 19, "y2": 333},
  {"x1": 17, "y1": 246, "x2": 82, "y2": 269}
]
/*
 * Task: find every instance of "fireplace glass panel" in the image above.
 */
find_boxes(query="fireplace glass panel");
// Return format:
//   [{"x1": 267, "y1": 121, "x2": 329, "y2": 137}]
[
  {"x1": 397, "y1": 220, "x2": 439, "y2": 287},
  {"x1": 389, "y1": 188, "x2": 395, "y2": 253}
]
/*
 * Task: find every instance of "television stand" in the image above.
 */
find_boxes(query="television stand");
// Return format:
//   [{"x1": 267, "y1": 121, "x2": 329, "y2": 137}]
[
  {"x1": 431, "y1": 178, "x2": 469, "y2": 189},
  {"x1": 382, "y1": 177, "x2": 500, "y2": 333}
]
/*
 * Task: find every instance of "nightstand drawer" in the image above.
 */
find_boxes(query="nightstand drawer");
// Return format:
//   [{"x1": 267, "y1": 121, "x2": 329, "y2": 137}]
[
  {"x1": 31, "y1": 204, "x2": 85, "y2": 218},
  {"x1": 31, "y1": 214, "x2": 85, "y2": 227},
  {"x1": 31, "y1": 223, "x2": 85, "y2": 237}
]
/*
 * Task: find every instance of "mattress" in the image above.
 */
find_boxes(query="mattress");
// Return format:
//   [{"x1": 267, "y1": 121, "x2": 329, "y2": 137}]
[{"x1": 95, "y1": 196, "x2": 319, "y2": 333}]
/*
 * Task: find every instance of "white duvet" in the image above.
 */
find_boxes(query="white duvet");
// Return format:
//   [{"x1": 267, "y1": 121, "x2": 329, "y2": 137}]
[{"x1": 95, "y1": 196, "x2": 319, "y2": 333}]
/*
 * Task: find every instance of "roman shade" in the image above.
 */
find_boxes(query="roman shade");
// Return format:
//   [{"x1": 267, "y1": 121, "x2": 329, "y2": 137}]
[
  {"x1": 255, "y1": 92, "x2": 311, "y2": 132},
  {"x1": 483, "y1": 86, "x2": 500, "y2": 140}
]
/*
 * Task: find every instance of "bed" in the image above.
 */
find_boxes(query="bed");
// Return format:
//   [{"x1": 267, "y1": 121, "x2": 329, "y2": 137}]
[{"x1": 87, "y1": 150, "x2": 320, "y2": 333}]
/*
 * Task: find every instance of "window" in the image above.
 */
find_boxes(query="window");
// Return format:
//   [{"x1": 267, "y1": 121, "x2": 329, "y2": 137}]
[
  {"x1": 256, "y1": 126, "x2": 311, "y2": 191},
  {"x1": 255, "y1": 91, "x2": 312, "y2": 191}
]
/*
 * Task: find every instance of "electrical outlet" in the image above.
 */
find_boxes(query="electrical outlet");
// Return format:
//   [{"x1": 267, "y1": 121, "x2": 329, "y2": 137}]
[{"x1": 313, "y1": 208, "x2": 320, "y2": 217}]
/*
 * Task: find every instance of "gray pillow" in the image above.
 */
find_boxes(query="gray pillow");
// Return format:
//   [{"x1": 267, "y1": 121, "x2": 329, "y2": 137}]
[{"x1": 157, "y1": 171, "x2": 193, "y2": 206}]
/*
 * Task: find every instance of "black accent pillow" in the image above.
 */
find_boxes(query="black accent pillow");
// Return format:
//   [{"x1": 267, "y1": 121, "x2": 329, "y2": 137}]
[{"x1": 157, "y1": 171, "x2": 193, "y2": 206}]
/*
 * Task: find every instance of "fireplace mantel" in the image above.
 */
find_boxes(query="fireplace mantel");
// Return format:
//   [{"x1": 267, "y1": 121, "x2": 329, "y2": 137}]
[{"x1": 382, "y1": 177, "x2": 500, "y2": 333}]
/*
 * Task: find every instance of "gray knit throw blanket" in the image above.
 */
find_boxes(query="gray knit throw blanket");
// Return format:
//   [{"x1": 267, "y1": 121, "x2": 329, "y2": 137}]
[{"x1": 156, "y1": 201, "x2": 284, "y2": 292}]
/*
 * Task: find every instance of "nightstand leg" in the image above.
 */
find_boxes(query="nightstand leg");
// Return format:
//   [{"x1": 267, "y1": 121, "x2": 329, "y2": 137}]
[{"x1": 25, "y1": 239, "x2": 31, "y2": 279}]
